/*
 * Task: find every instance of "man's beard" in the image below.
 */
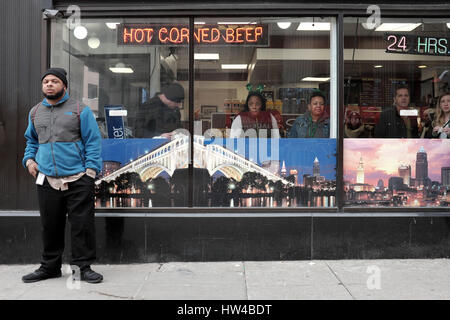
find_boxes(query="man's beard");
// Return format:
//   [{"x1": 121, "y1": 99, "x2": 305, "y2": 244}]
[{"x1": 43, "y1": 88, "x2": 65, "y2": 100}]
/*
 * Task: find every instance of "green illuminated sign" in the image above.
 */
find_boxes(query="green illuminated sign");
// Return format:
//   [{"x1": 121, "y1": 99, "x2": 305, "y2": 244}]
[{"x1": 385, "y1": 33, "x2": 449, "y2": 56}]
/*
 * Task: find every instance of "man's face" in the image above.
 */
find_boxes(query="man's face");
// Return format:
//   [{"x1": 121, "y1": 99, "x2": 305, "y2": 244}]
[
  {"x1": 308, "y1": 96, "x2": 325, "y2": 118},
  {"x1": 42, "y1": 75, "x2": 65, "y2": 100},
  {"x1": 394, "y1": 88, "x2": 410, "y2": 110}
]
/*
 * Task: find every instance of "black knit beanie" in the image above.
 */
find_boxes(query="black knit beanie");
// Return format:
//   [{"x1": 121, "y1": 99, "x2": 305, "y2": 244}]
[
  {"x1": 161, "y1": 83, "x2": 185, "y2": 103},
  {"x1": 41, "y1": 68, "x2": 68, "y2": 88}
]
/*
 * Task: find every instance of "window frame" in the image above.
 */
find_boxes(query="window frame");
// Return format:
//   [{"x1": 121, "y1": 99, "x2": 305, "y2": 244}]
[{"x1": 38, "y1": 3, "x2": 450, "y2": 216}]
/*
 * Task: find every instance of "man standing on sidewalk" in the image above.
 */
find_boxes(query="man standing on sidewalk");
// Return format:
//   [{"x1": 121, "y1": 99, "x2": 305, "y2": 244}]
[{"x1": 22, "y1": 68, "x2": 103, "y2": 284}]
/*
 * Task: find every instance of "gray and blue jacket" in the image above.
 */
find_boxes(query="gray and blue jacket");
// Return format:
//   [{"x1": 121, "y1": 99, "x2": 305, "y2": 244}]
[
  {"x1": 288, "y1": 111, "x2": 330, "y2": 138},
  {"x1": 23, "y1": 93, "x2": 102, "y2": 177}
]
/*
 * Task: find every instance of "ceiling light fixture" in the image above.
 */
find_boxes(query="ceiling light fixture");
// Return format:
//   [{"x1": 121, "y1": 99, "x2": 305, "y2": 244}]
[
  {"x1": 217, "y1": 22, "x2": 255, "y2": 25},
  {"x1": 105, "y1": 22, "x2": 120, "y2": 29},
  {"x1": 73, "y1": 25, "x2": 88, "y2": 39},
  {"x1": 374, "y1": 65, "x2": 383, "y2": 68},
  {"x1": 221, "y1": 64, "x2": 248, "y2": 70},
  {"x1": 375, "y1": 23, "x2": 421, "y2": 32},
  {"x1": 88, "y1": 37, "x2": 100, "y2": 49},
  {"x1": 301, "y1": 77, "x2": 330, "y2": 82},
  {"x1": 418, "y1": 65, "x2": 428, "y2": 69},
  {"x1": 109, "y1": 62, "x2": 134, "y2": 74},
  {"x1": 277, "y1": 22, "x2": 292, "y2": 29},
  {"x1": 297, "y1": 22, "x2": 330, "y2": 31},
  {"x1": 194, "y1": 53, "x2": 220, "y2": 60}
]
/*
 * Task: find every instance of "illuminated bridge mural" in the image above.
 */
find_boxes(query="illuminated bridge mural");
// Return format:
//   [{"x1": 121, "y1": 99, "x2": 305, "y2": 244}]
[{"x1": 97, "y1": 134, "x2": 292, "y2": 186}]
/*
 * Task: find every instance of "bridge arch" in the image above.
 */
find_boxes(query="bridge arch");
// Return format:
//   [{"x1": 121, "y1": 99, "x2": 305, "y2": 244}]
[
  {"x1": 139, "y1": 165, "x2": 171, "y2": 182},
  {"x1": 210, "y1": 164, "x2": 245, "y2": 182}
]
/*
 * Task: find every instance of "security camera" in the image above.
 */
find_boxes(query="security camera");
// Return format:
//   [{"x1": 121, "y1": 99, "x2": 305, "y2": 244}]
[{"x1": 42, "y1": 9, "x2": 63, "y2": 19}]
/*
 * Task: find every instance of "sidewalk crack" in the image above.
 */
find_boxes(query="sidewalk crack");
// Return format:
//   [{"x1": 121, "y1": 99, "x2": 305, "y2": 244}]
[
  {"x1": 325, "y1": 262, "x2": 356, "y2": 300},
  {"x1": 90, "y1": 290, "x2": 131, "y2": 300},
  {"x1": 243, "y1": 262, "x2": 249, "y2": 300},
  {"x1": 132, "y1": 264, "x2": 162, "y2": 300}
]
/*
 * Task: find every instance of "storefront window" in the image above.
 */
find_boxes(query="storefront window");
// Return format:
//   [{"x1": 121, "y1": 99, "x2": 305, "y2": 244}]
[
  {"x1": 194, "y1": 17, "x2": 337, "y2": 208},
  {"x1": 343, "y1": 17, "x2": 450, "y2": 207},
  {"x1": 51, "y1": 18, "x2": 190, "y2": 208}
]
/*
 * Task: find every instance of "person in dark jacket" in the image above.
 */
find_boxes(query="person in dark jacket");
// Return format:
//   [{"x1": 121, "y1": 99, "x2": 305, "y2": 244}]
[
  {"x1": 22, "y1": 68, "x2": 103, "y2": 284},
  {"x1": 288, "y1": 91, "x2": 330, "y2": 138},
  {"x1": 374, "y1": 86, "x2": 419, "y2": 138},
  {"x1": 344, "y1": 110, "x2": 371, "y2": 138},
  {"x1": 134, "y1": 83, "x2": 185, "y2": 139}
]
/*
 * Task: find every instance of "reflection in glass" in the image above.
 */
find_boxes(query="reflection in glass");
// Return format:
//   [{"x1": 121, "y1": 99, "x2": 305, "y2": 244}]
[
  {"x1": 193, "y1": 17, "x2": 335, "y2": 207},
  {"x1": 50, "y1": 18, "x2": 190, "y2": 208},
  {"x1": 343, "y1": 17, "x2": 449, "y2": 139}
]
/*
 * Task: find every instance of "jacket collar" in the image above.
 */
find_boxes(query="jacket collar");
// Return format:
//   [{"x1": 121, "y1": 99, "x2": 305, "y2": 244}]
[
  {"x1": 42, "y1": 92, "x2": 69, "y2": 107},
  {"x1": 305, "y1": 110, "x2": 328, "y2": 123}
]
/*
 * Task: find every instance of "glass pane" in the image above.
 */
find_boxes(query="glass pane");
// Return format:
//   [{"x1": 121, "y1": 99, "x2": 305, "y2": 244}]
[
  {"x1": 343, "y1": 17, "x2": 450, "y2": 208},
  {"x1": 193, "y1": 17, "x2": 336, "y2": 208},
  {"x1": 51, "y1": 18, "x2": 190, "y2": 208}
]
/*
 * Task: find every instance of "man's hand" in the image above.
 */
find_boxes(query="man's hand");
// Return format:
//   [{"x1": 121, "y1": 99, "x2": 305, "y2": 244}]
[
  {"x1": 160, "y1": 132, "x2": 174, "y2": 139},
  {"x1": 26, "y1": 160, "x2": 38, "y2": 178}
]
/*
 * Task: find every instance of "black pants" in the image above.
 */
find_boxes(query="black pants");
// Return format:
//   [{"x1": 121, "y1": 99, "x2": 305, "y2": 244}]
[{"x1": 37, "y1": 175, "x2": 96, "y2": 272}]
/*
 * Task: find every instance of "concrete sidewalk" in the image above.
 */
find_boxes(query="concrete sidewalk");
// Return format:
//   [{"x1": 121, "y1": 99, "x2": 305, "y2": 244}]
[{"x1": 1, "y1": 259, "x2": 450, "y2": 300}]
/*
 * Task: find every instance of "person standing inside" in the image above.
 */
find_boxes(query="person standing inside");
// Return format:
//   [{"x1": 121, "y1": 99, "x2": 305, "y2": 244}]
[
  {"x1": 374, "y1": 86, "x2": 419, "y2": 138},
  {"x1": 344, "y1": 110, "x2": 371, "y2": 138},
  {"x1": 22, "y1": 68, "x2": 103, "y2": 283},
  {"x1": 430, "y1": 92, "x2": 450, "y2": 139},
  {"x1": 133, "y1": 82, "x2": 185, "y2": 139},
  {"x1": 230, "y1": 91, "x2": 280, "y2": 138},
  {"x1": 288, "y1": 92, "x2": 330, "y2": 138}
]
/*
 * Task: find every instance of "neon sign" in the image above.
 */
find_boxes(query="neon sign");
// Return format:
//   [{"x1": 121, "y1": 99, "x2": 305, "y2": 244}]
[
  {"x1": 385, "y1": 33, "x2": 449, "y2": 56},
  {"x1": 117, "y1": 24, "x2": 269, "y2": 46}
]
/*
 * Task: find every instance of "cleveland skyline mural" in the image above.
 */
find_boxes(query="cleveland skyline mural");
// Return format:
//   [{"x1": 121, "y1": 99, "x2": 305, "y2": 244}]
[{"x1": 344, "y1": 139, "x2": 450, "y2": 207}]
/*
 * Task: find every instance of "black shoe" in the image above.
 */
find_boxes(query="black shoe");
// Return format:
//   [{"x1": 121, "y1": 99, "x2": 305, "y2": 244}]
[
  {"x1": 22, "y1": 267, "x2": 62, "y2": 283},
  {"x1": 80, "y1": 266, "x2": 103, "y2": 284}
]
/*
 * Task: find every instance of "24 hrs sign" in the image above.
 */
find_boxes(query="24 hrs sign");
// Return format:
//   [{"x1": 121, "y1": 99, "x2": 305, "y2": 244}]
[{"x1": 385, "y1": 33, "x2": 449, "y2": 56}]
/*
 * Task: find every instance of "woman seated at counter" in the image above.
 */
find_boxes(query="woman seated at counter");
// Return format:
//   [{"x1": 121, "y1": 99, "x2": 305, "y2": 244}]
[
  {"x1": 430, "y1": 92, "x2": 450, "y2": 139},
  {"x1": 288, "y1": 92, "x2": 330, "y2": 138},
  {"x1": 230, "y1": 91, "x2": 280, "y2": 138}
]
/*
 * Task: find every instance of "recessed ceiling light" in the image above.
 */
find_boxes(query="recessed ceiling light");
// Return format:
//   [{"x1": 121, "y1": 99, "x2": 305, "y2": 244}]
[
  {"x1": 418, "y1": 65, "x2": 427, "y2": 69},
  {"x1": 277, "y1": 22, "x2": 292, "y2": 29},
  {"x1": 375, "y1": 23, "x2": 421, "y2": 32},
  {"x1": 88, "y1": 37, "x2": 100, "y2": 49},
  {"x1": 374, "y1": 65, "x2": 383, "y2": 68},
  {"x1": 194, "y1": 53, "x2": 220, "y2": 60},
  {"x1": 109, "y1": 63, "x2": 133, "y2": 73},
  {"x1": 221, "y1": 64, "x2": 248, "y2": 70},
  {"x1": 73, "y1": 25, "x2": 88, "y2": 39},
  {"x1": 105, "y1": 22, "x2": 120, "y2": 29},
  {"x1": 217, "y1": 22, "x2": 255, "y2": 25},
  {"x1": 194, "y1": 22, "x2": 206, "y2": 25},
  {"x1": 297, "y1": 23, "x2": 330, "y2": 31},
  {"x1": 301, "y1": 77, "x2": 330, "y2": 82},
  {"x1": 109, "y1": 67, "x2": 134, "y2": 74}
]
